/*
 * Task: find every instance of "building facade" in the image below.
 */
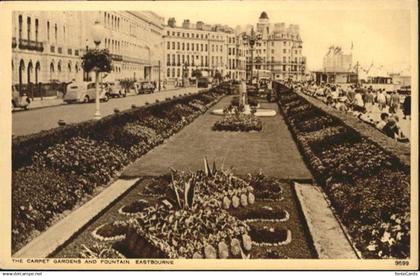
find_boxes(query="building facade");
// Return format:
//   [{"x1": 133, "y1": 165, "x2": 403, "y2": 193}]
[
  {"x1": 311, "y1": 45, "x2": 356, "y2": 84},
  {"x1": 12, "y1": 11, "x2": 164, "y2": 98},
  {"x1": 245, "y1": 12, "x2": 307, "y2": 82},
  {"x1": 163, "y1": 18, "x2": 246, "y2": 82}
]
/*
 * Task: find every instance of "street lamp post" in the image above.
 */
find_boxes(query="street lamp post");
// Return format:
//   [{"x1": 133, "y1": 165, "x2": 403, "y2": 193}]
[
  {"x1": 242, "y1": 27, "x2": 262, "y2": 85},
  {"x1": 91, "y1": 20, "x2": 105, "y2": 120}
]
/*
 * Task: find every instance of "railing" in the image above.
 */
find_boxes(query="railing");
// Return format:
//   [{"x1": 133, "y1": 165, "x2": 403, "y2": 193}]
[{"x1": 18, "y1": 39, "x2": 43, "y2": 52}]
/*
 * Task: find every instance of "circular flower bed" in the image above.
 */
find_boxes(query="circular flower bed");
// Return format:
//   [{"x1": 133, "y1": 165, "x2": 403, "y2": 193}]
[
  {"x1": 91, "y1": 221, "x2": 128, "y2": 241},
  {"x1": 249, "y1": 175, "x2": 284, "y2": 201},
  {"x1": 118, "y1": 199, "x2": 150, "y2": 216},
  {"x1": 247, "y1": 221, "x2": 292, "y2": 246}
]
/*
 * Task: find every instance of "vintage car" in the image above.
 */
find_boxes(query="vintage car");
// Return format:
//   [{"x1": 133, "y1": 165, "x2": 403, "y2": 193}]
[
  {"x1": 64, "y1": 82, "x2": 109, "y2": 104},
  {"x1": 105, "y1": 81, "x2": 127, "y2": 98},
  {"x1": 12, "y1": 85, "x2": 31, "y2": 110},
  {"x1": 137, "y1": 81, "x2": 155, "y2": 94}
]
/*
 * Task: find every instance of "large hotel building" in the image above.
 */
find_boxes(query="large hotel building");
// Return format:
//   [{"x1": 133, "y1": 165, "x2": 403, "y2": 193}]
[
  {"x1": 12, "y1": 11, "x2": 164, "y2": 97},
  {"x1": 12, "y1": 11, "x2": 305, "y2": 98}
]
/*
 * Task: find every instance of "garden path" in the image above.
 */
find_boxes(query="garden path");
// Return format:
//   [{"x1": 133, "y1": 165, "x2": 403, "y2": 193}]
[{"x1": 122, "y1": 96, "x2": 312, "y2": 179}]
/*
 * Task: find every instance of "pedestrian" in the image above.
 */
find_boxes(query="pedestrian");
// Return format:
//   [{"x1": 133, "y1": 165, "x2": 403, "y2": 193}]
[
  {"x1": 377, "y1": 89, "x2": 387, "y2": 111},
  {"x1": 353, "y1": 91, "x2": 365, "y2": 113},
  {"x1": 390, "y1": 91, "x2": 400, "y2": 114},
  {"x1": 403, "y1": 95, "x2": 411, "y2": 120},
  {"x1": 364, "y1": 90, "x2": 374, "y2": 113}
]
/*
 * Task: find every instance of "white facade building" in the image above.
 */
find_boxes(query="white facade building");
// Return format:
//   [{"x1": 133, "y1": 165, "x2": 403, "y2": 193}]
[{"x1": 12, "y1": 11, "x2": 164, "y2": 98}]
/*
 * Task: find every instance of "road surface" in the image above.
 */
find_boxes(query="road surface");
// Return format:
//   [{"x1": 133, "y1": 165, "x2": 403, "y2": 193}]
[{"x1": 12, "y1": 87, "x2": 198, "y2": 137}]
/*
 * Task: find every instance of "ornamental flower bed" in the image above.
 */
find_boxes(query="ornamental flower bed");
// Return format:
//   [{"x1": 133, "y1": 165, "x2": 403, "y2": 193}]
[
  {"x1": 12, "y1": 88, "x2": 226, "y2": 253},
  {"x1": 32, "y1": 137, "x2": 130, "y2": 185},
  {"x1": 275, "y1": 84, "x2": 410, "y2": 259},
  {"x1": 249, "y1": 173, "x2": 284, "y2": 202},
  {"x1": 213, "y1": 109, "x2": 263, "y2": 132},
  {"x1": 91, "y1": 221, "x2": 129, "y2": 241}
]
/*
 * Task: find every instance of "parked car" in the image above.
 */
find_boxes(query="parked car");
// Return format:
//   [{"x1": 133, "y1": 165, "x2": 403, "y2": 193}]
[
  {"x1": 12, "y1": 85, "x2": 31, "y2": 110},
  {"x1": 137, "y1": 81, "x2": 155, "y2": 94},
  {"x1": 64, "y1": 82, "x2": 109, "y2": 104},
  {"x1": 105, "y1": 81, "x2": 126, "y2": 98},
  {"x1": 197, "y1": 77, "x2": 209, "y2": 88}
]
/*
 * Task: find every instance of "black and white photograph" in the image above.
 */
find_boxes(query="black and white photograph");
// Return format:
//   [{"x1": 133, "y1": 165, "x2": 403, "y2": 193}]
[{"x1": 0, "y1": 0, "x2": 418, "y2": 271}]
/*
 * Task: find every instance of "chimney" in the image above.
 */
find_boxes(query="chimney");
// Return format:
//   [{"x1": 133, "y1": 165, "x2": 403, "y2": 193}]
[
  {"x1": 167, "y1": 17, "x2": 176, "y2": 28},
  {"x1": 196, "y1": 21, "x2": 204, "y2": 30},
  {"x1": 182, "y1": 19, "x2": 191, "y2": 29}
]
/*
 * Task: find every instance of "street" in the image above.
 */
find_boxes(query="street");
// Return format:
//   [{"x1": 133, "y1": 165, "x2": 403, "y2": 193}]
[{"x1": 12, "y1": 87, "x2": 198, "y2": 137}]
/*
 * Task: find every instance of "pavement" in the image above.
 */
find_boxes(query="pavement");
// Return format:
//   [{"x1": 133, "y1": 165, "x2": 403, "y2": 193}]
[
  {"x1": 12, "y1": 86, "x2": 198, "y2": 137},
  {"x1": 122, "y1": 96, "x2": 313, "y2": 179},
  {"x1": 294, "y1": 182, "x2": 359, "y2": 259},
  {"x1": 13, "y1": 178, "x2": 139, "y2": 258}
]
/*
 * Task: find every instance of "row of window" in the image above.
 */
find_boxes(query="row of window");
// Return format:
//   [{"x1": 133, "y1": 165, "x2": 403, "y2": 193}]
[{"x1": 166, "y1": 30, "x2": 225, "y2": 41}]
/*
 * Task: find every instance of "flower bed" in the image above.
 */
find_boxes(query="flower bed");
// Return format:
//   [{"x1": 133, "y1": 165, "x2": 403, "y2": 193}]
[
  {"x1": 230, "y1": 204, "x2": 289, "y2": 222},
  {"x1": 91, "y1": 221, "x2": 128, "y2": 241},
  {"x1": 12, "y1": 87, "x2": 227, "y2": 253},
  {"x1": 213, "y1": 113, "x2": 262, "y2": 132},
  {"x1": 275, "y1": 84, "x2": 410, "y2": 259},
  {"x1": 249, "y1": 174, "x2": 284, "y2": 201},
  {"x1": 119, "y1": 199, "x2": 151, "y2": 216},
  {"x1": 247, "y1": 220, "x2": 291, "y2": 246}
]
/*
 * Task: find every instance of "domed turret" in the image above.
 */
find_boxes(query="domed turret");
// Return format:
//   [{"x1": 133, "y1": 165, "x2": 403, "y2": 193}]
[{"x1": 259, "y1": 11, "x2": 269, "y2": 19}]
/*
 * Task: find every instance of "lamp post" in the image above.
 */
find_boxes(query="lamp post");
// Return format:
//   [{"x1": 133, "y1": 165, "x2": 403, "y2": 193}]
[
  {"x1": 91, "y1": 20, "x2": 105, "y2": 120},
  {"x1": 242, "y1": 27, "x2": 262, "y2": 85}
]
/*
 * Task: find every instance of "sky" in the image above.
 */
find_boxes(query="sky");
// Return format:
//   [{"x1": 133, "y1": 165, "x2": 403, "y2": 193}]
[{"x1": 136, "y1": 0, "x2": 414, "y2": 74}]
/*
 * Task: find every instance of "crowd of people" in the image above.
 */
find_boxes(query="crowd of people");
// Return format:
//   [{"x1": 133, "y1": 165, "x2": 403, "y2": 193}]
[{"x1": 293, "y1": 82, "x2": 411, "y2": 143}]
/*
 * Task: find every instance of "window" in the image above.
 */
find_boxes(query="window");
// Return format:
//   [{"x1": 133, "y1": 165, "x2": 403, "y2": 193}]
[
  {"x1": 172, "y1": 42, "x2": 175, "y2": 49},
  {"x1": 167, "y1": 68, "x2": 170, "y2": 77},
  {"x1": 46, "y1": 21, "x2": 50, "y2": 41},
  {"x1": 283, "y1": 49, "x2": 286, "y2": 54},
  {"x1": 172, "y1": 68, "x2": 175, "y2": 77},
  {"x1": 177, "y1": 42, "x2": 180, "y2": 50},
  {"x1": 167, "y1": 54, "x2": 170, "y2": 65},
  {"x1": 54, "y1": 24, "x2": 57, "y2": 43},
  {"x1": 167, "y1": 41, "x2": 170, "y2": 49},
  {"x1": 182, "y1": 55, "x2": 185, "y2": 63},
  {"x1": 186, "y1": 43, "x2": 189, "y2": 51},
  {"x1": 192, "y1": 44, "x2": 194, "y2": 51},
  {"x1": 35, "y1": 19, "x2": 39, "y2": 42},
  {"x1": 177, "y1": 68, "x2": 180, "y2": 77},
  {"x1": 182, "y1": 43, "x2": 184, "y2": 50},
  {"x1": 200, "y1": 44, "x2": 203, "y2": 51},
  {"x1": 27, "y1": 17, "x2": 31, "y2": 41},
  {"x1": 283, "y1": 56, "x2": 286, "y2": 62}
]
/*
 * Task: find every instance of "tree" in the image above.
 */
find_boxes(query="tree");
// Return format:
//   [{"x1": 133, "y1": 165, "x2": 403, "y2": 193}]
[
  {"x1": 191, "y1": 69, "x2": 202, "y2": 79},
  {"x1": 214, "y1": 70, "x2": 223, "y2": 82}
]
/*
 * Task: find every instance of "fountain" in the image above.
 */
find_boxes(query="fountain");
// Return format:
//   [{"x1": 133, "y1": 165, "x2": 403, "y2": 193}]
[{"x1": 211, "y1": 81, "x2": 277, "y2": 117}]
